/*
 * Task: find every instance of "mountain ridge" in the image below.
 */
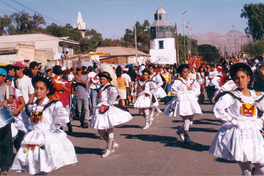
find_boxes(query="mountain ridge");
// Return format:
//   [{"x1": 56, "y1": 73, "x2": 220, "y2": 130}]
[{"x1": 191, "y1": 30, "x2": 251, "y2": 55}]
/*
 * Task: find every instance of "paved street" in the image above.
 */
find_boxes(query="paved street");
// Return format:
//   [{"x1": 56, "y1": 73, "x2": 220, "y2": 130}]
[{"x1": 9, "y1": 100, "x2": 243, "y2": 175}]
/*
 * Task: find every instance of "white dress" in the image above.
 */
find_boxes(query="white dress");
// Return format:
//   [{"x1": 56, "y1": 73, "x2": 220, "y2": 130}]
[
  {"x1": 209, "y1": 89, "x2": 264, "y2": 163},
  {"x1": 11, "y1": 97, "x2": 77, "y2": 175},
  {"x1": 90, "y1": 83, "x2": 133, "y2": 130},
  {"x1": 164, "y1": 77, "x2": 202, "y2": 117},
  {"x1": 150, "y1": 74, "x2": 166, "y2": 99},
  {"x1": 134, "y1": 80, "x2": 159, "y2": 108}
]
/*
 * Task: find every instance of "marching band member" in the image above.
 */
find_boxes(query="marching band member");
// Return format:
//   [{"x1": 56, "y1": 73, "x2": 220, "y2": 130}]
[
  {"x1": 11, "y1": 74, "x2": 77, "y2": 175},
  {"x1": 90, "y1": 63, "x2": 133, "y2": 158},
  {"x1": 134, "y1": 69, "x2": 159, "y2": 130},
  {"x1": 210, "y1": 63, "x2": 264, "y2": 175},
  {"x1": 164, "y1": 64, "x2": 202, "y2": 143}
]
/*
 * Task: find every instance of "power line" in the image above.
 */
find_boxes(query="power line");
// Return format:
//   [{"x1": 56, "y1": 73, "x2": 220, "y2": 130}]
[
  {"x1": 0, "y1": 8, "x2": 13, "y2": 14},
  {"x1": 11, "y1": 0, "x2": 65, "y2": 25},
  {"x1": 43, "y1": 1, "x2": 75, "y2": 24},
  {"x1": 0, "y1": 0, "x2": 21, "y2": 12}
]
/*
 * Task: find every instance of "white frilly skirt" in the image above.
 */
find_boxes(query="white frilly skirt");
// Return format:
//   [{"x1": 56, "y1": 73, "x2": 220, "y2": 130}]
[
  {"x1": 209, "y1": 121, "x2": 264, "y2": 163},
  {"x1": 11, "y1": 128, "x2": 77, "y2": 175},
  {"x1": 134, "y1": 93, "x2": 159, "y2": 109},
  {"x1": 154, "y1": 87, "x2": 167, "y2": 99},
  {"x1": 164, "y1": 94, "x2": 202, "y2": 117},
  {"x1": 90, "y1": 102, "x2": 133, "y2": 130}
]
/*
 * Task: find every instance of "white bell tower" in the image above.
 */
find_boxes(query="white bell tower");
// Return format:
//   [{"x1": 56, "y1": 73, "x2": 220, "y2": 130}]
[{"x1": 149, "y1": 5, "x2": 177, "y2": 64}]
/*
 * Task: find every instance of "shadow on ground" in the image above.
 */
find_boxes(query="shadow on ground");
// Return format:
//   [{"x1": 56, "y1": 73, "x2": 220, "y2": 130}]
[
  {"x1": 194, "y1": 118, "x2": 222, "y2": 126},
  {"x1": 120, "y1": 134, "x2": 210, "y2": 152},
  {"x1": 118, "y1": 125, "x2": 142, "y2": 129},
  {"x1": 67, "y1": 131, "x2": 99, "y2": 139},
  {"x1": 172, "y1": 118, "x2": 222, "y2": 126},
  {"x1": 215, "y1": 158, "x2": 237, "y2": 163},
  {"x1": 202, "y1": 110, "x2": 214, "y2": 114},
  {"x1": 170, "y1": 126, "x2": 218, "y2": 133},
  {"x1": 74, "y1": 146, "x2": 104, "y2": 155}
]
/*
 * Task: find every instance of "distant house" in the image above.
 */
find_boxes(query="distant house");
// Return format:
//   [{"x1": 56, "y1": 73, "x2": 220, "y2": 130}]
[
  {"x1": 95, "y1": 46, "x2": 149, "y2": 64},
  {"x1": 0, "y1": 33, "x2": 79, "y2": 65}
]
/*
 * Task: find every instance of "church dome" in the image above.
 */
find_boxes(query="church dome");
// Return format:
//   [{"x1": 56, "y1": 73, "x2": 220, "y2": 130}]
[{"x1": 155, "y1": 5, "x2": 167, "y2": 14}]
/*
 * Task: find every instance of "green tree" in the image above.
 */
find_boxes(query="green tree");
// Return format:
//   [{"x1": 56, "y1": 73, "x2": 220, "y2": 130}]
[
  {"x1": 46, "y1": 23, "x2": 81, "y2": 41},
  {"x1": 197, "y1": 44, "x2": 222, "y2": 63},
  {"x1": 244, "y1": 41, "x2": 264, "y2": 57},
  {"x1": 175, "y1": 34, "x2": 198, "y2": 63},
  {"x1": 122, "y1": 21, "x2": 150, "y2": 54},
  {"x1": 10, "y1": 11, "x2": 46, "y2": 34},
  {"x1": 241, "y1": 3, "x2": 264, "y2": 41},
  {"x1": 0, "y1": 15, "x2": 12, "y2": 35}
]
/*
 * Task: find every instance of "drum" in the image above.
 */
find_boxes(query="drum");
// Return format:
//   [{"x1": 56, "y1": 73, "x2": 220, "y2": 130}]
[{"x1": 0, "y1": 108, "x2": 15, "y2": 129}]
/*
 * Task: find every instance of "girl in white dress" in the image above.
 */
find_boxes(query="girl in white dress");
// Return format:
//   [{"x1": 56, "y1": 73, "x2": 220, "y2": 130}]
[
  {"x1": 134, "y1": 69, "x2": 159, "y2": 130},
  {"x1": 164, "y1": 64, "x2": 202, "y2": 143},
  {"x1": 210, "y1": 63, "x2": 264, "y2": 175},
  {"x1": 90, "y1": 64, "x2": 133, "y2": 158},
  {"x1": 149, "y1": 64, "x2": 166, "y2": 117},
  {"x1": 11, "y1": 75, "x2": 77, "y2": 175}
]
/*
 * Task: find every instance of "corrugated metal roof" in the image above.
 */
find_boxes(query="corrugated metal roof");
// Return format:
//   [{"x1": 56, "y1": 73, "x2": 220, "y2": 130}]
[
  {"x1": 0, "y1": 33, "x2": 79, "y2": 45},
  {"x1": 96, "y1": 46, "x2": 149, "y2": 56},
  {"x1": 151, "y1": 20, "x2": 173, "y2": 27}
]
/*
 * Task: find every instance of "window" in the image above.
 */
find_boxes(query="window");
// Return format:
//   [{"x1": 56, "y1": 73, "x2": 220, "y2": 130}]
[
  {"x1": 159, "y1": 41, "x2": 164, "y2": 49},
  {"x1": 68, "y1": 45, "x2": 73, "y2": 48}
]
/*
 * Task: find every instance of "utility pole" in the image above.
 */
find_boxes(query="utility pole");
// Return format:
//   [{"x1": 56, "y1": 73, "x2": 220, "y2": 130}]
[
  {"x1": 134, "y1": 26, "x2": 147, "y2": 64},
  {"x1": 175, "y1": 23, "x2": 179, "y2": 64},
  {"x1": 134, "y1": 26, "x2": 137, "y2": 64},
  {"x1": 183, "y1": 10, "x2": 187, "y2": 63}
]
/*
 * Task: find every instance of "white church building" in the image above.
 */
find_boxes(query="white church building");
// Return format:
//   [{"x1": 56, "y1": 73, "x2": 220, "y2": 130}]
[
  {"x1": 149, "y1": 5, "x2": 177, "y2": 64},
  {"x1": 74, "y1": 8, "x2": 87, "y2": 38}
]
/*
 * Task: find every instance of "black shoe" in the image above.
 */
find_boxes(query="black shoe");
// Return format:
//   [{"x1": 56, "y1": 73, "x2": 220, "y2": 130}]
[
  {"x1": 184, "y1": 135, "x2": 194, "y2": 144},
  {"x1": 252, "y1": 167, "x2": 255, "y2": 175},
  {"x1": 183, "y1": 130, "x2": 194, "y2": 144},
  {"x1": 67, "y1": 123, "x2": 73, "y2": 132},
  {"x1": 80, "y1": 122, "x2": 85, "y2": 128},
  {"x1": 176, "y1": 128, "x2": 185, "y2": 141}
]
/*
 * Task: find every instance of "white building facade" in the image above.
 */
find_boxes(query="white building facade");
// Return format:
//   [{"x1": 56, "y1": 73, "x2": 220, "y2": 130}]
[
  {"x1": 149, "y1": 5, "x2": 177, "y2": 64},
  {"x1": 0, "y1": 34, "x2": 79, "y2": 64}
]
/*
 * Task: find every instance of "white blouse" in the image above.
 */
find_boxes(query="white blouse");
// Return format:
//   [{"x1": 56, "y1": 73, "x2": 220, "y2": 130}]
[
  {"x1": 213, "y1": 89, "x2": 264, "y2": 130},
  {"x1": 170, "y1": 77, "x2": 200, "y2": 98}
]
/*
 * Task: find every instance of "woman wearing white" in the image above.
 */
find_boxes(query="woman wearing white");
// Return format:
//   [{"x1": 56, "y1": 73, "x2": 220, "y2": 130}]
[
  {"x1": 11, "y1": 75, "x2": 77, "y2": 175},
  {"x1": 197, "y1": 66, "x2": 206, "y2": 104},
  {"x1": 149, "y1": 64, "x2": 166, "y2": 117},
  {"x1": 188, "y1": 67, "x2": 197, "y2": 80},
  {"x1": 210, "y1": 63, "x2": 264, "y2": 175},
  {"x1": 134, "y1": 69, "x2": 159, "y2": 130},
  {"x1": 164, "y1": 64, "x2": 202, "y2": 143},
  {"x1": 90, "y1": 64, "x2": 133, "y2": 158}
]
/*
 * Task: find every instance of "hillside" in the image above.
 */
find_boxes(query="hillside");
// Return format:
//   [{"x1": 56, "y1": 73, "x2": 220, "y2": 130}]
[{"x1": 191, "y1": 30, "x2": 251, "y2": 55}]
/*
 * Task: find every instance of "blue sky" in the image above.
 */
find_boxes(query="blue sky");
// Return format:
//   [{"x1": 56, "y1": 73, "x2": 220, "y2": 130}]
[{"x1": 0, "y1": 0, "x2": 262, "y2": 39}]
